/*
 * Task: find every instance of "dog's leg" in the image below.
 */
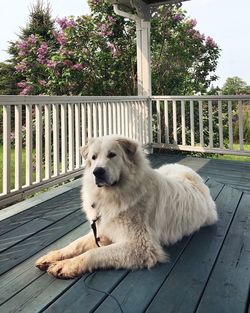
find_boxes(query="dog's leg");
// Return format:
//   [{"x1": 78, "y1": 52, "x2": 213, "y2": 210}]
[
  {"x1": 36, "y1": 232, "x2": 111, "y2": 271},
  {"x1": 47, "y1": 241, "x2": 166, "y2": 279}
]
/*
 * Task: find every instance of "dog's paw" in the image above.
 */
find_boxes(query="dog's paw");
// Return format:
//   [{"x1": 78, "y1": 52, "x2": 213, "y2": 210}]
[
  {"x1": 47, "y1": 259, "x2": 83, "y2": 279},
  {"x1": 36, "y1": 250, "x2": 62, "y2": 271}
]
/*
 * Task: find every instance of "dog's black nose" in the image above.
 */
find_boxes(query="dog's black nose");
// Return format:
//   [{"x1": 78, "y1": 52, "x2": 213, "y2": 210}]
[{"x1": 93, "y1": 167, "x2": 105, "y2": 178}]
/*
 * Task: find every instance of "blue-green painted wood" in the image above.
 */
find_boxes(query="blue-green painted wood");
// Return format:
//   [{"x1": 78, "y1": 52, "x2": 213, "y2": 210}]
[
  {"x1": 43, "y1": 270, "x2": 128, "y2": 313},
  {"x1": 94, "y1": 238, "x2": 191, "y2": 313},
  {"x1": 0, "y1": 187, "x2": 81, "y2": 236},
  {"x1": 0, "y1": 210, "x2": 85, "y2": 275},
  {"x1": 195, "y1": 192, "x2": 250, "y2": 313},
  {"x1": 0, "y1": 224, "x2": 86, "y2": 307},
  {"x1": 145, "y1": 185, "x2": 242, "y2": 313}
]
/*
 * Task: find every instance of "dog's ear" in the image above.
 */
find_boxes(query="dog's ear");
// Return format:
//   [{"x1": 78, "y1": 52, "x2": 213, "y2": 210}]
[
  {"x1": 80, "y1": 138, "x2": 95, "y2": 159},
  {"x1": 116, "y1": 138, "x2": 138, "y2": 159}
]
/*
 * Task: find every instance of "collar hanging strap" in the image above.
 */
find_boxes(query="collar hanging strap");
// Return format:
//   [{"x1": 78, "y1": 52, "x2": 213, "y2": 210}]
[{"x1": 91, "y1": 217, "x2": 100, "y2": 247}]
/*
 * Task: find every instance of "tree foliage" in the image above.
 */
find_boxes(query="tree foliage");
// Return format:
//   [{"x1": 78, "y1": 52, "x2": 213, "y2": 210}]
[
  {"x1": 0, "y1": 62, "x2": 19, "y2": 95},
  {"x1": 222, "y1": 76, "x2": 250, "y2": 95},
  {"x1": 7, "y1": 0, "x2": 220, "y2": 96}
]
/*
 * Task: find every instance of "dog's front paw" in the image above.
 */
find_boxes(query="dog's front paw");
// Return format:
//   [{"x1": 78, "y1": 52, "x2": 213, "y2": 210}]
[
  {"x1": 47, "y1": 259, "x2": 83, "y2": 279},
  {"x1": 36, "y1": 250, "x2": 62, "y2": 271}
]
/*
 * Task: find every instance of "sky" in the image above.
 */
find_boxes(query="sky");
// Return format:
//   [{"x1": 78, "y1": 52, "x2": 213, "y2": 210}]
[{"x1": 0, "y1": 0, "x2": 249, "y2": 88}]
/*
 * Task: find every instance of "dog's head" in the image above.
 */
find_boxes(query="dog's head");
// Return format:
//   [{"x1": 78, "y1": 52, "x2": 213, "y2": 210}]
[{"x1": 81, "y1": 136, "x2": 138, "y2": 188}]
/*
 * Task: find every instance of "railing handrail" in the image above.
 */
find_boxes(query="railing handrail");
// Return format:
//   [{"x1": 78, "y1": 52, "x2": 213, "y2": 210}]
[
  {"x1": 0, "y1": 95, "x2": 149, "y2": 105},
  {"x1": 151, "y1": 95, "x2": 250, "y2": 100}
]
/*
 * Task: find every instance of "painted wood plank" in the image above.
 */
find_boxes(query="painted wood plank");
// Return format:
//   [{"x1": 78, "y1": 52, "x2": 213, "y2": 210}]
[
  {"x1": 156, "y1": 100, "x2": 161, "y2": 143},
  {"x1": 208, "y1": 100, "x2": 213, "y2": 148},
  {"x1": 238, "y1": 100, "x2": 244, "y2": 150},
  {"x1": 98, "y1": 103, "x2": 103, "y2": 137},
  {"x1": 199, "y1": 100, "x2": 204, "y2": 146},
  {"x1": 0, "y1": 196, "x2": 82, "y2": 253},
  {"x1": 68, "y1": 103, "x2": 74, "y2": 171},
  {"x1": 228, "y1": 100, "x2": 233, "y2": 150},
  {"x1": 145, "y1": 185, "x2": 242, "y2": 313},
  {"x1": 172, "y1": 100, "x2": 177, "y2": 144},
  {"x1": 81, "y1": 103, "x2": 87, "y2": 145},
  {"x1": 35, "y1": 104, "x2": 42, "y2": 183},
  {"x1": 44, "y1": 104, "x2": 51, "y2": 180},
  {"x1": 43, "y1": 270, "x2": 128, "y2": 313},
  {"x1": 75, "y1": 103, "x2": 81, "y2": 168},
  {"x1": 2, "y1": 105, "x2": 11, "y2": 194},
  {"x1": 25, "y1": 104, "x2": 33, "y2": 187},
  {"x1": 205, "y1": 178, "x2": 224, "y2": 200},
  {"x1": 94, "y1": 237, "x2": 191, "y2": 313},
  {"x1": 218, "y1": 100, "x2": 224, "y2": 148},
  {"x1": 190, "y1": 100, "x2": 195, "y2": 146},
  {"x1": 0, "y1": 218, "x2": 52, "y2": 253},
  {"x1": 61, "y1": 104, "x2": 67, "y2": 174},
  {"x1": 53, "y1": 103, "x2": 60, "y2": 176},
  {"x1": 196, "y1": 192, "x2": 250, "y2": 313},
  {"x1": 181, "y1": 100, "x2": 186, "y2": 145},
  {"x1": 178, "y1": 160, "x2": 250, "y2": 181},
  {"x1": 0, "y1": 187, "x2": 81, "y2": 236},
  {"x1": 15, "y1": 105, "x2": 22, "y2": 189},
  {"x1": 164, "y1": 100, "x2": 169, "y2": 144},
  {"x1": 0, "y1": 223, "x2": 88, "y2": 311},
  {"x1": 0, "y1": 210, "x2": 84, "y2": 275}
]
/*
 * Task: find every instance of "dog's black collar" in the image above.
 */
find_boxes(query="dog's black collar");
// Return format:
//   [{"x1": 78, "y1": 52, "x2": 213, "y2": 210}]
[{"x1": 91, "y1": 216, "x2": 101, "y2": 247}]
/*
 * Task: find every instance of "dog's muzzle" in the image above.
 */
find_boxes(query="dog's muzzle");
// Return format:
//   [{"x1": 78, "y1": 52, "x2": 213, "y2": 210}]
[
  {"x1": 93, "y1": 167, "x2": 108, "y2": 187},
  {"x1": 93, "y1": 167, "x2": 117, "y2": 187}
]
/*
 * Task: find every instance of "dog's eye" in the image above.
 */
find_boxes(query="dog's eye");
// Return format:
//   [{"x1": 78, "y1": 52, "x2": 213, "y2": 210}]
[
  {"x1": 92, "y1": 155, "x2": 97, "y2": 160},
  {"x1": 107, "y1": 152, "x2": 116, "y2": 159}
]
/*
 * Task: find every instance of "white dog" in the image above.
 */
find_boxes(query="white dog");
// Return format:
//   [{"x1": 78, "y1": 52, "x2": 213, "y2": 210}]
[{"x1": 36, "y1": 136, "x2": 218, "y2": 279}]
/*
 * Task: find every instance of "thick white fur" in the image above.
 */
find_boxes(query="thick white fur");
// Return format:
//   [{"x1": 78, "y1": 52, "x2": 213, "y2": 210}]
[{"x1": 36, "y1": 136, "x2": 218, "y2": 279}]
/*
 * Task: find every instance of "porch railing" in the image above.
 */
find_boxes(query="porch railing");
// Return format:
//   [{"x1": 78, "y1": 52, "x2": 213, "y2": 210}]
[
  {"x1": 1, "y1": 95, "x2": 250, "y2": 207},
  {"x1": 151, "y1": 95, "x2": 250, "y2": 156},
  {"x1": 0, "y1": 96, "x2": 150, "y2": 207}
]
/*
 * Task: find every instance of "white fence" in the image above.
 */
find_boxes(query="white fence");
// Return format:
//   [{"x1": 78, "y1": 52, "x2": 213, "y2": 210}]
[
  {"x1": 1, "y1": 95, "x2": 250, "y2": 207},
  {"x1": 151, "y1": 95, "x2": 250, "y2": 156},
  {"x1": 0, "y1": 96, "x2": 150, "y2": 206}
]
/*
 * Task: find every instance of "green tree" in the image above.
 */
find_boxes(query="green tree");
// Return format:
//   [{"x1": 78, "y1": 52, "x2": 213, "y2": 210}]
[
  {"x1": 151, "y1": 6, "x2": 220, "y2": 95},
  {"x1": 8, "y1": 0, "x2": 56, "y2": 95},
  {"x1": 9, "y1": 0, "x2": 220, "y2": 96},
  {"x1": 222, "y1": 76, "x2": 250, "y2": 95},
  {"x1": 0, "y1": 62, "x2": 19, "y2": 95}
]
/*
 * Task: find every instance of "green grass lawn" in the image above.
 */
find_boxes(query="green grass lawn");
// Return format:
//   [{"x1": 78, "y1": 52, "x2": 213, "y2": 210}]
[
  {"x1": 0, "y1": 145, "x2": 36, "y2": 194},
  {"x1": 212, "y1": 144, "x2": 250, "y2": 162}
]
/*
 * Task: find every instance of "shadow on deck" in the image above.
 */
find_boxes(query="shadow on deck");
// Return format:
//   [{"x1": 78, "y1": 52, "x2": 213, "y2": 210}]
[{"x1": 0, "y1": 154, "x2": 249, "y2": 313}]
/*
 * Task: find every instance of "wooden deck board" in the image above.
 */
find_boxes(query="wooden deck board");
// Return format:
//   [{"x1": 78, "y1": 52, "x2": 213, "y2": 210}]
[
  {"x1": 145, "y1": 185, "x2": 243, "y2": 313},
  {"x1": 0, "y1": 154, "x2": 249, "y2": 313},
  {"x1": 0, "y1": 210, "x2": 85, "y2": 275},
  {"x1": 0, "y1": 186, "x2": 81, "y2": 236},
  {"x1": 195, "y1": 192, "x2": 250, "y2": 313},
  {"x1": 0, "y1": 225, "x2": 86, "y2": 307}
]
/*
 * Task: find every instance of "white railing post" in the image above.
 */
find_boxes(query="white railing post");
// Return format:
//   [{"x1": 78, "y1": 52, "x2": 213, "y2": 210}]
[
  {"x1": 25, "y1": 104, "x2": 33, "y2": 186},
  {"x1": 2, "y1": 105, "x2": 11, "y2": 194},
  {"x1": 68, "y1": 103, "x2": 74, "y2": 171},
  {"x1": 35, "y1": 104, "x2": 42, "y2": 183},
  {"x1": 61, "y1": 104, "x2": 67, "y2": 174},
  {"x1": 44, "y1": 104, "x2": 51, "y2": 179},
  {"x1": 15, "y1": 105, "x2": 22, "y2": 189},
  {"x1": 181, "y1": 100, "x2": 186, "y2": 146},
  {"x1": 75, "y1": 103, "x2": 81, "y2": 168},
  {"x1": 53, "y1": 103, "x2": 59, "y2": 176}
]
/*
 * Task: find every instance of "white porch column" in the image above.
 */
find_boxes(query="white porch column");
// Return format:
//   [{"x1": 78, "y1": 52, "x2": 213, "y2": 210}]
[{"x1": 136, "y1": 19, "x2": 151, "y2": 97}]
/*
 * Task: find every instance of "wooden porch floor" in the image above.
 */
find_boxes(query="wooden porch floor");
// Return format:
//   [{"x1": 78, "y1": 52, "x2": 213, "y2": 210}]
[{"x1": 0, "y1": 154, "x2": 249, "y2": 313}]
